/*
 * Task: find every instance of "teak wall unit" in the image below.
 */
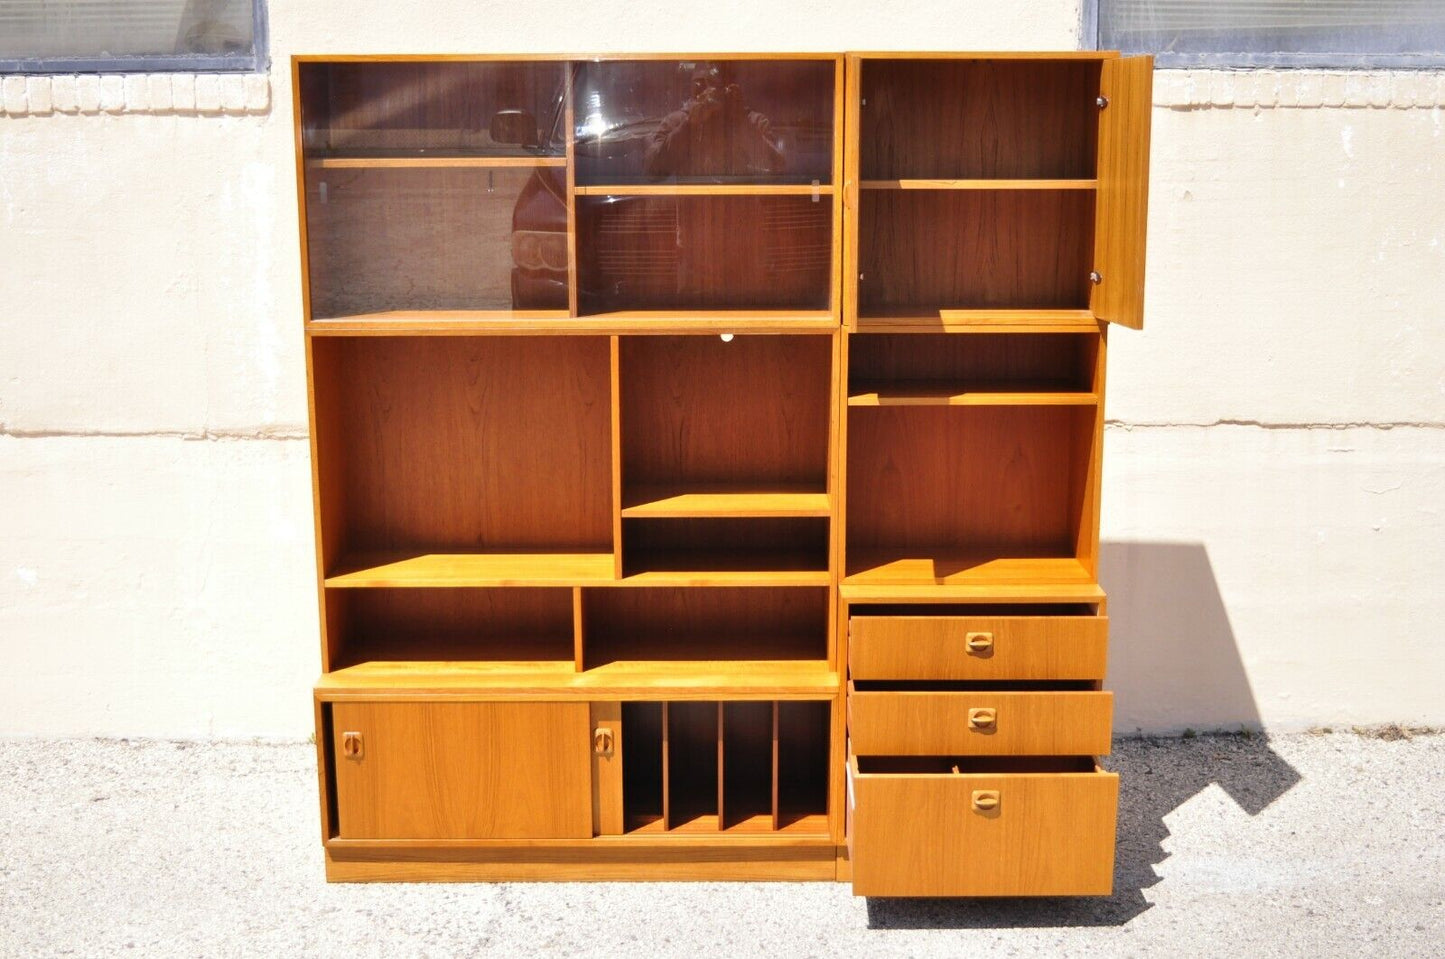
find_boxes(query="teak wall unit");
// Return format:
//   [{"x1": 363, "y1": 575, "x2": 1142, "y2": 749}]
[{"x1": 295, "y1": 51, "x2": 1152, "y2": 893}]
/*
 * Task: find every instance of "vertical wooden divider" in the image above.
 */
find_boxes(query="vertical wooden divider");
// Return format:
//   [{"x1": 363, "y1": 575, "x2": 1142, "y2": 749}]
[
  {"x1": 716, "y1": 702, "x2": 726, "y2": 830},
  {"x1": 590, "y1": 702, "x2": 624, "y2": 836},
  {"x1": 770, "y1": 701, "x2": 781, "y2": 831},
  {"x1": 1077, "y1": 329, "x2": 1108, "y2": 579},
  {"x1": 572, "y1": 587, "x2": 585, "y2": 671},
  {"x1": 609, "y1": 335, "x2": 624, "y2": 578},
  {"x1": 661, "y1": 702, "x2": 672, "y2": 831},
  {"x1": 829, "y1": 56, "x2": 846, "y2": 320},
  {"x1": 564, "y1": 61, "x2": 580, "y2": 319},
  {"x1": 842, "y1": 54, "x2": 861, "y2": 330}
]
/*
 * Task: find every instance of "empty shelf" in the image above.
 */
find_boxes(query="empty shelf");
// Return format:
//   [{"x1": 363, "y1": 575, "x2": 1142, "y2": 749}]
[
  {"x1": 325, "y1": 551, "x2": 616, "y2": 588},
  {"x1": 860, "y1": 179, "x2": 1096, "y2": 190},
  {"x1": 848, "y1": 379, "x2": 1097, "y2": 406},
  {"x1": 622, "y1": 485, "x2": 831, "y2": 518}
]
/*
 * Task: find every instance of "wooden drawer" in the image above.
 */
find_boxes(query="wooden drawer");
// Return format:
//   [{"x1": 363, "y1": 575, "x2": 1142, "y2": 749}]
[
  {"x1": 848, "y1": 756, "x2": 1118, "y2": 896},
  {"x1": 847, "y1": 682, "x2": 1113, "y2": 756},
  {"x1": 849, "y1": 613, "x2": 1107, "y2": 681},
  {"x1": 329, "y1": 701, "x2": 592, "y2": 840}
]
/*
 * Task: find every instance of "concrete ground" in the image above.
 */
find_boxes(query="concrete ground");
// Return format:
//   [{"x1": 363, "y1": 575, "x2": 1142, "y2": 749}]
[{"x1": 1, "y1": 731, "x2": 1441, "y2": 958}]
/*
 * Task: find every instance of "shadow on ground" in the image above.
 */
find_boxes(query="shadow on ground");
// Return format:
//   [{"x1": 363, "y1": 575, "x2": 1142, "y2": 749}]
[{"x1": 865, "y1": 542, "x2": 1302, "y2": 929}]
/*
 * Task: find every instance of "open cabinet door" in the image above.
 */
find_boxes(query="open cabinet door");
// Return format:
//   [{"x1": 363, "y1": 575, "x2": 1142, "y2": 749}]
[{"x1": 1091, "y1": 55, "x2": 1153, "y2": 330}]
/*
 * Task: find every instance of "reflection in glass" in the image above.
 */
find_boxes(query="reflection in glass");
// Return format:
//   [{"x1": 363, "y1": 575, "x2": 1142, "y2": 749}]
[
  {"x1": 574, "y1": 60, "x2": 834, "y2": 185},
  {"x1": 299, "y1": 61, "x2": 568, "y2": 158}
]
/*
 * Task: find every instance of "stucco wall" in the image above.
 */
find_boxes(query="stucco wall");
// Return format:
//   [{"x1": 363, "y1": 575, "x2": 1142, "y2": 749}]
[{"x1": 2, "y1": 1, "x2": 1441, "y2": 737}]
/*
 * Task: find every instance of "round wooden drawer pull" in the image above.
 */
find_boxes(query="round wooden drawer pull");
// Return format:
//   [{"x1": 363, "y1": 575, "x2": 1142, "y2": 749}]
[
  {"x1": 972, "y1": 790, "x2": 1000, "y2": 812},
  {"x1": 965, "y1": 631, "x2": 994, "y2": 653},
  {"x1": 968, "y1": 707, "x2": 997, "y2": 729}
]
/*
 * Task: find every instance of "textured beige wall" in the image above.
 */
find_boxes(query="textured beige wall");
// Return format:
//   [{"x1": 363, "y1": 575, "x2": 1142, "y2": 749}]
[{"x1": 1, "y1": 1, "x2": 1441, "y2": 736}]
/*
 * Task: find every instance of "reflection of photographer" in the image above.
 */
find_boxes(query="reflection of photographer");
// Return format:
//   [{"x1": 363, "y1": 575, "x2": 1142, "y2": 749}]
[{"x1": 644, "y1": 63, "x2": 785, "y2": 177}]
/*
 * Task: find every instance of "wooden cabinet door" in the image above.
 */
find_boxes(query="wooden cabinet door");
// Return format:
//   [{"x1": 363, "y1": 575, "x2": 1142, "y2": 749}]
[
  {"x1": 1091, "y1": 55, "x2": 1153, "y2": 329},
  {"x1": 331, "y1": 701, "x2": 592, "y2": 840}
]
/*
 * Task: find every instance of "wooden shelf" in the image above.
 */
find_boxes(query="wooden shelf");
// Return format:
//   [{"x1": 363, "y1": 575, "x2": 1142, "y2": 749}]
[
  {"x1": 575, "y1": 183, "x2": 832, "y2": 196},
  {"x1": 325, "y1": 551, "x2": 616, "y2": 588},
  {"x1": 848, "y1": 379, "x2": 1097, "y2": 406},
  {"x1": 620, "y1": 564, "x2": 830, "y2": 587},
  {"x1": 306, "y1": 151, "x2": 566, "y2": 169},
  {"x1": 308, "y1": 310, "x2": 839, "y2": 335},
  {"x1": 855, "y1": 310, "x2": 1100, "y2": 333},
  {"x1": 317, "y1": 656, "x2": 838, "y2": 700},
  {"x1": 843, "y1": 549, "x2": 1095, "y2": 588},
  {"x1": 860, "y1": 179, "x2": 1096, "y2": 190},
  {"x1": 622, "y1": 485, "x2": 831, "y2": 518}
]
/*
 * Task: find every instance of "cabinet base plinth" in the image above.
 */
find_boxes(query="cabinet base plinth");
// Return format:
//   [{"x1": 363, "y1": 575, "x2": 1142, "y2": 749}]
[{"x1": 324, "y1": 846, "x2": 845, "y2": 882}]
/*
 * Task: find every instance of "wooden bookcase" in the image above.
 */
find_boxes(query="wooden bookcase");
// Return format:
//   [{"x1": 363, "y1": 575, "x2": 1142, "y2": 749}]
[{"x1": 295, "y1": 51, "x2": 1152, "y2": 893}]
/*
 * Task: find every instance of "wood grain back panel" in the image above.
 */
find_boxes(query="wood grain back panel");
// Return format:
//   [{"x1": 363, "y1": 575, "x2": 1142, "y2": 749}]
[
  {"x1": 314, "y1": 336, "x2": 613, "y2": 554},
  {"x1": 859, "y1": 59, "x2": 1101, "y2": 180},
  {"x1": 846, "y1": 405, "x2": 1092, "y2": 554},
  {"x1": 847, "y1": 332, "x2": 1097, "y2": 392},
  {"x1": 576, "y1": 196, "x2": 832, "y2": 312},
  {"x1": 331, "y1": 701, "x2": 591, "y2": 839},
  {"x1": 858, "y1": 189, "x2": 1095, "y2": 312},
  {"x1": 620, "y1": 335, "x2": 832, "y2": 488},
  {"x1": 1091, "y1": 56, "x2": 1153, "y2": 329}
]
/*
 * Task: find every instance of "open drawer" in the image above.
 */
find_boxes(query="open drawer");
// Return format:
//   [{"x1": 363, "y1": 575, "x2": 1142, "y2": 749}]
[
  {"x1": 847, "y1": 681, "x2": 1113, "y2": 755},
  {"x1": 848, "y1": 756, "x2": 1118, "y2": 896},
  {"x1": 849, "y1": 610, "x2": 1107, "y2": 681}
]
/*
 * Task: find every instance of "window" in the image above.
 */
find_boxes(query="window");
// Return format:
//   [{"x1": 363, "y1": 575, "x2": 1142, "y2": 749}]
[
  {"x1": 0, "y1": 0, "x2": 267, "y2": 72},
  {"x1": 1095, "y1": 0, "x2": 1445, "y2": 68}
]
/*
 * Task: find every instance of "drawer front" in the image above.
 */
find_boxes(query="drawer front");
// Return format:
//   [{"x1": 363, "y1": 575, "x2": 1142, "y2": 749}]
[
  {"x1": 330, "y1": 701, "x2": 592, "y2": 840},
  {"x1": 849, "y1": 615, "x2": 1107, "y2": 681},
  {"x1": 849, "y1": 760, "x2": 1118, "y2": 896},
  {"x1": 848, "y1": 686, "x2": 1113, "y2": 756}
]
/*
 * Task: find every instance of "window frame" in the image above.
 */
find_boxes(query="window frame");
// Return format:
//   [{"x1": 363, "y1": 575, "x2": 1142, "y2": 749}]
[
  {"x1": 0, "y1": 0, "x2": 268, "y2": 74},
  {"x1": 1085, "y1": 0, "x2": 1445, "y2": 69}
]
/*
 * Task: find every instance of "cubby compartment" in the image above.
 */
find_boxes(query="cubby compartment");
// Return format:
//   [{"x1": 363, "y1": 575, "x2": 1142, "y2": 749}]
[
  {"x1": 324, "y1": 587, "x2": 575, "y2": 670},
  {"x1": 298, "y1": 60, "x2": 567, "y2": 159},
  {"x1": 777, "y1": 700, "x2": 831, "y2": 827},
  {"x1": 573, "y1": 59, "x2": 835, "y2": 186},
  {"x1": 312, "y1": 336, "x2": 614, "y2": 585},
  {"x1": 583, "y1": 587, "x2": 828, "y2": 666},
  {"x1": 304, "y1": 166, "x2": 570, "y2": 318},
  {"x1": 620, "y1": 700, "x2": 830, "y2": 834},
  {"x1": 845, "y1": 405, "x2": 1097, "y2": 585},
  {"x1": 858, "y1": 59, "x2": 1101, "y2": 181},
  {"x1": 577, "y1": 196, "x2": 832, "y2": 313},
  {"x1": 857, "y1": 189, "x2": 1095, "y2": 316},
  {"x1": 620, "y1": 334, "x2": 833, "y2": 505},
  {"x1": 848, "y1": 333, "x2": 1099, "y2": 405},
  {"x1": 621, "y1": 518, "x2": 829, "y2": 579}
]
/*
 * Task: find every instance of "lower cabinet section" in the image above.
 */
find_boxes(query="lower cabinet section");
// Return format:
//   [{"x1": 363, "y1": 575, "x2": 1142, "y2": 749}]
[
  {"x1": 848, "y1": 756, "x2": 1118, "y2": 897},
  {"x1": 329, "y1": 701, "x2": 593, "y2": 840}
]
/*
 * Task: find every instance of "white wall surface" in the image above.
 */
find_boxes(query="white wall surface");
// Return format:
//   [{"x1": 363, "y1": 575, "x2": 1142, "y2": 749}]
[{"x1": 1, "y1": 1, "x2": 1441, "y2": 737}]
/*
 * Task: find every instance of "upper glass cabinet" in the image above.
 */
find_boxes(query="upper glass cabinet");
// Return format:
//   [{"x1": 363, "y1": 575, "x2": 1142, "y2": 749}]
[
  {"x1": 573, "y1": 59, "x2": 835, "y2": 186},
  {"x1": 298, "y1": 61, "x2": 568, "y2": 159}
]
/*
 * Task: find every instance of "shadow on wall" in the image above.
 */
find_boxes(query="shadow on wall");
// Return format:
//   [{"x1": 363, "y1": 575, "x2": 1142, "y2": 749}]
[{"x1": 866, "y1": 541, "x2": 1301, "y2": 929}]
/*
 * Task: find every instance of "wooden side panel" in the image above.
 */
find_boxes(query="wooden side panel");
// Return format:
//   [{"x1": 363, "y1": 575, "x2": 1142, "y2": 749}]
[
  {"x1": 849, "y1": 615, "x2": 1108, "y2": 680},
  {"x1": 332, "y1": 702, "x2": 591, "y2": 840},
  {"x1": 848, "y1": 688, "x2": 1113, "y2": 756},
  {"x1": 851, "y1": 767, "x2": 1118, "y2": 896},
  {"x1": 1091, "y1": 56, "x2": 1153, "y2": 329}
]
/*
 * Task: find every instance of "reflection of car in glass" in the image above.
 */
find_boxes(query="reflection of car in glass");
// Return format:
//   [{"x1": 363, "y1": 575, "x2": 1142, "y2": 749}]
[{"x1": 494, "y1": 95, "x2": 569, "y2": 310}]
